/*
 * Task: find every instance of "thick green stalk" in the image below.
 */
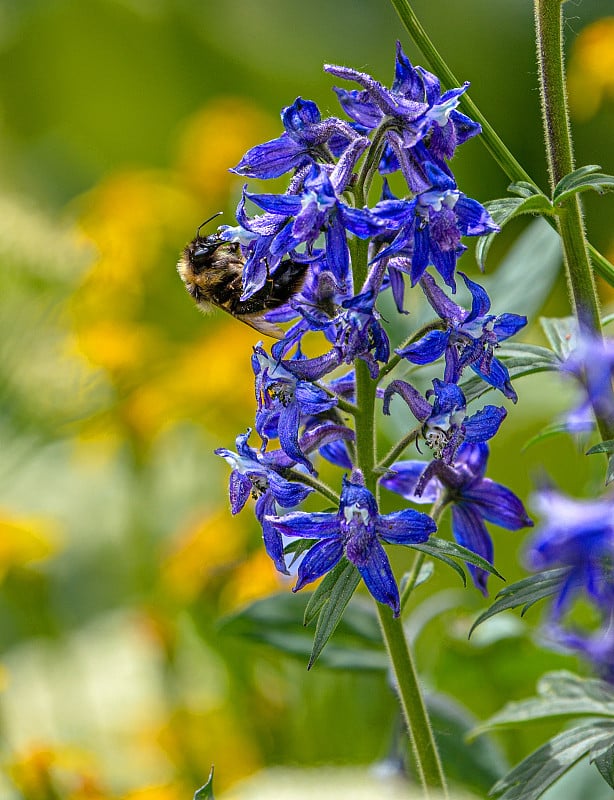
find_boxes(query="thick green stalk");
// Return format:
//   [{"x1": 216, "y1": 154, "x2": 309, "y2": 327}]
[
  {"x1": 534, "y1": 0, "x2": 600, "y2": 334},
  {"x1": 388, "y1": 0, "x2": 614, "y2": 286},
  {"x1": 349, "y1": 192, "x2": 446, "y2": 792},
  {"x1": 534, "y1": 0, "x2": 614, "y2": 442},
  {"x1": 377, "y1": 603, "x2": 448, "y2": 796}
]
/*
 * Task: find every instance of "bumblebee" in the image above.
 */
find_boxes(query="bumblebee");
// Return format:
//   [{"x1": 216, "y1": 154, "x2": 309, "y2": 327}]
[{"x1": 177, "y1": 214, "x2": 308, "y2": 339}]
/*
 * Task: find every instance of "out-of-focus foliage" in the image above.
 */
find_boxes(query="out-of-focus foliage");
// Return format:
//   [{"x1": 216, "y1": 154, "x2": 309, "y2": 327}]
[{"x1": 0, "y1": 1, "x2": 612, "y2": 798}]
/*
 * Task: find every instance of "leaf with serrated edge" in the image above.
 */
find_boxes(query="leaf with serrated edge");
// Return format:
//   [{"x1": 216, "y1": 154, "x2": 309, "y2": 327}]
[
  {"x1": 489, "y1": 721, "x2": 614, "y2": 800},
  {"x1": 308, "y1": 563, "x2": 360, "y2": 669},
  {"x1": 469, "y1": 568, "x2": 569, "y2": 637}
]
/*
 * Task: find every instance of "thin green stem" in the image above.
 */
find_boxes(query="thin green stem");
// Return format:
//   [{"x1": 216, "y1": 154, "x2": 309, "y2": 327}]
[
  {"x1": 377, "y1": 320, "x2": 446, "y2": 383},
  {"x1": 400, "y1": 497, "x2": 450, "y2": 611},
  {"x1": 388, "y1": 0, "x2": 614, "y2": 287},
  {"x1": 316, "y1": 382, "x2": 358, "y2": 416},
  {"x1": 376, "y1": 604, "x2": 448, "y2": 796},
  {"x1": 284, "y1": 469, "x2": 340, "y2": 505},
  {"x1": 378, "y1": 426, "x2": 421, "y2": 473}
]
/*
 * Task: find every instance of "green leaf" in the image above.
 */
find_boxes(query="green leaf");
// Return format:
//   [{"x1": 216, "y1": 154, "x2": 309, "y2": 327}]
[
  {"x1": 478, "y1": 218, "x2": 561, "y2": 318},
  {"x1": 508, "y1": 180, "x2": 546, "y2": 198},
  {"x1": 522, "y1": 421, "x2": 571, "y2": 451},
  {"x1": 489, "y1": 721, "x2": 614, "y2": 800},
  {"x1": 593, "y1": 742, "x2": 614, "y2": 790},
  {"x1": 553, "y1": 165, "x2": 614, "y2": 204},
  {"x1": 476, "y1": 194, "x2": 554, "y2": 271},
  {"x1": 220, "y1": 589, "x2": 385, "y2": 671},
  {"x1": 303, "y1": 558, "x2": 354, "y2": 627},
  {"x1": 411, "y1": 537, "x2": 504, "y2": 580},
  {"x1": 539, "y1": 316, "x2": 577, "y2": 360},
  {"x1": 400, "y1": 560, "x2": 434, "y2": 594},
  {"x1": 284, "y1": 538, "x2": 316, "y2": 566},
  {"x1": 472, "y1": 671, "x2": 614, "y2": 736},
  {"x1": 308, "y1": 560, "x2": 361, "y2": 669},
  {"x1": 194, "y1": 768, "x2": 215, "y2": 799},
  {"x1": 602, "y1": 313, "x2": 614, "y2": 327},
  {"x1": 585, "y1": 441, "x2": 614, "y2": 486},
  {"x1": 586, "y1": 439, "x2": 614, "y2": 456},
  {"x1": 469, "y1": 568, "x2": 569, "y2": 637}
]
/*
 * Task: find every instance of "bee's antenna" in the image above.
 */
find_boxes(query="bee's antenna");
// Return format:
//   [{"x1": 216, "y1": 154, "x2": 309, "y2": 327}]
[{"x1": 196, "y1": 211, "x2": 223, "y2": 238}]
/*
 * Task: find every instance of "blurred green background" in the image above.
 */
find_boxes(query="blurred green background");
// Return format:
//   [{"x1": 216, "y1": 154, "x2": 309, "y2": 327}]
[{"x1": 0, "y1": 1, "x2": 613, "y2": 798}]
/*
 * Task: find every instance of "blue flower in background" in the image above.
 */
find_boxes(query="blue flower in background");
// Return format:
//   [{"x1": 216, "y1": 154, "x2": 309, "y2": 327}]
[
  {"x1": 397, "y1": 272, "x2": 526, "y2": 400},
  {"x1": 383, "y1": 378, "x2": 507, "y2": 463},
  {"x1": 266, "y1": 472, "x2": 436, "y2": 616},
  {"x1": 561, "y1": 334, "x2": 614, "y2": 432},
  {"x1": 548, "y1": 623, "x2": 614, "y2": 684},
  {"x1": 525, "y1": 487, "x2": 614, "y2": 619},
  {"x1": 381, "y1": 443, "x2": 532, "y2": 593},
  {"x1": 215, "y1": 430, "x2": 314, "y2": 573}
]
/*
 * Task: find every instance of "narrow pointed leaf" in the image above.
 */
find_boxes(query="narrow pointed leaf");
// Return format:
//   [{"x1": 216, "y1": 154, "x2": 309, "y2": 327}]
[
  {"x1": 522, "y1": 421, "x2": 571, "y2": 451},
  {"x1": 489, "y1": 721, "x2": 614, "y2": 800},
  {"x1": 410, "y1": 537, "x2": 503, "y2": 580},
  {"x1": 194, "y1": 768, "x2": 215, "y2": 799},
  {"x1": 586, "y1": 440, "x2": 614, "y2": 456},
  {"x1": 553, "y1": 165, "x2": 614, "y2": 205},
  {"x1": 593, "y1": 742, "x2": 614, "y2": 789},
  {"x1": 303, "y1": 558, "x2": 354, "y2": 626},
  {"x1": 469, "y1": 568, "x2": 569, "y2": 636},
  {"x1": 308, "y1": 561, "x2": 361, "y2": 669}
]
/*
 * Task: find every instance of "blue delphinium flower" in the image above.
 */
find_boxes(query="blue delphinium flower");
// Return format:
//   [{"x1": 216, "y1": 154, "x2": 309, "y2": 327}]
[
  {"x1": 396, "y1": 272, "x2": 527, "y2": 400},
  {"x1": 381, "y1": 443, "x2": 533, "y2": 593},
  {"x1": 244, "y1": 147, "x2": 378, "y2": 284},
  {"x1": 266, "y1": 471, "x2": 436, "y2": 616},
  {"x1": 368, "y1": 162, "x2": 499, "y2": 290},
  {"x1": 325, "y1": 41, "x2": 480, "y2": 191},
  {"x1": 383, "y1": 378, "x2": 507, "y2": 463},
  {"x1": 252, "y1": 344, "x2": 338, "y2": 472},
  {"x1": 232, "y1": 96, "x2": 363, "y2": 179},
  {"x1": 215, "y1": 429, "x2": 314, "y2": 573},
  {"x1": 525, "y1": 487, "x2": 614, "y2": 619}
]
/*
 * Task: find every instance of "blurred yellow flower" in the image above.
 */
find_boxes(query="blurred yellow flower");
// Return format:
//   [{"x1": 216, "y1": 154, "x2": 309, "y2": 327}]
[
  {"x1": 0, "y1": 511, "x2": 60, "y2": 581},
  {"x1": 568, "y1": 17, "x2": 614, "y2": 119},
  {"x1": 122, "y1": 785, "x2": 183, "y2": 800},
  {"x1": 157, "y1": 707, "x2": 261, "y2": 793},
  {"x1": 221, "y1": 548, "x2": 286, "y2": 613},
  {"x1": 7, "y1": 744, "x2": 106, "y2": 800},
  {"x1": 162, "y1": 508, "x2": 248, "y2": 603},
  {"x1": 174, "y1": 98, "x2": 276, "y2": 203}
]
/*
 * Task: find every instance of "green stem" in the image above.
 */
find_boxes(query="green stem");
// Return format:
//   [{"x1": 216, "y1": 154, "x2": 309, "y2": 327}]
[
  {"x1": 377, "y1": 426, "x2": 421, "y2": 473},
  {"x1": 377, "y1": 320, "x2": 446, "y2": 383},
  {"x1": 376, "y1": 604, "x2": 448, "y2": 796},
  {"x1": 534, "y1": 0, "x2": 614, "y2": 442},
  {"x1": 285, "y1": 469, "x2": 340, "y2": 505},
  {"x1": 400, "y1": 498, "x2": 450, "y2": 611},
  {"x1": 388, "y1": 0, "x2": 614, "y2": 287},
  {"x1": 349, "y1": 169, "x2": 446, "y2": 790}
]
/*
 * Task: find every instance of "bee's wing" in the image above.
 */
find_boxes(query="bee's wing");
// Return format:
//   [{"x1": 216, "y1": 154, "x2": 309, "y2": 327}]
[{"x1": 238, "y1": 313, "x2": 285, "y2": 339}]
